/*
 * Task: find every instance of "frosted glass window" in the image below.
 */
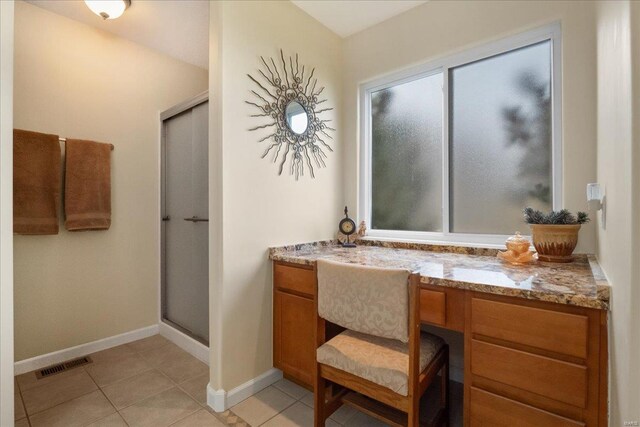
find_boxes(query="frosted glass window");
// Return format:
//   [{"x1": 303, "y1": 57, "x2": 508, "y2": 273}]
[
  {"x1": 363, "y1": 29, "x2": 559, "y2": 242},
  {"x1": 449, "y1": 40, "x2": 553, "y2": 235},
  {"x1": 371, "y1": 74, "x2": 443, "y2": 232}
]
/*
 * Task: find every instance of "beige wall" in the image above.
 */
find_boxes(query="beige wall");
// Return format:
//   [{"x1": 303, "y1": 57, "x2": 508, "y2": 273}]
[
  {"x1": 208, "y1": 1, "x2": 343, "y2": 390},
  {"x1": 596, "y1": 1, "x2": 640, "y2": 425},
  {"x1": 13, "y1": 1, "x2": 208, "y2": 361},
  {"x1": 342, "y1": 0, "x2": 598, "y2": 253}
]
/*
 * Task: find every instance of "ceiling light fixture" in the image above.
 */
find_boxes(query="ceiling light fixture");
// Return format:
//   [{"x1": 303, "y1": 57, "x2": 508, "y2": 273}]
[{"x1": 84, "y1": 0, "x2": 131, "y2": 20}]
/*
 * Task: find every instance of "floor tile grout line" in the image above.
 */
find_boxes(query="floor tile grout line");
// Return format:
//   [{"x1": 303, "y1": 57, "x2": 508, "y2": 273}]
[
  {"x1": 95, "y1": 366, "x2": 167, "y2": 393},
  {"x1": 95, "y1": 376, "x2": 122, "y2": 412},
  {"x1": 17, "y1": 380, "x2": 29, "y2": 422},
  {"x1": 128, "y1": 339, "x2": 172, "y2": 355},
  {"x1": 255, "y1": 395, "x2": 299, "y2": 427},
  {"x1": 93, "y1": 365, "x2": 157, "y2": 389},
  {"x1": 107, "y1": 383, "x2": 180, "y2": 413},
  {"x1": 21, "y1": 377, "x2": 102, "y2": 418},
  {"x1": 272, "y1": 382, "x2": 312, "y2": 402},
  {"x1": 115, "y1": 410, "x2": 131, "y2": 427},
  {"x1": 273, "y1": 380, "x2": 352, "y2": 425},
  {"x1": 174, "y1": 381, "x2": 203, "y2": 404},
  {"x1": 88, "y1": 388, "x2": 118, "y2": 426},
  {"x1": 163, "y1": 370, "x2": 207, "y2": 387},
  {"x1": 165, "y1": 406, "x2": 203, "y2": 427},
  {"x1": 23, "y1": 387, "x2": 106, "y2": 422},
  {"x1": 79, "y1": 393, "x2": 121, "y2": 427},
  {"x1": 295, "y1": 391, "x2": 361, "y2": 426},
  {"x1": 18, "y1": 386, "x2": 33, "y2": 427}
]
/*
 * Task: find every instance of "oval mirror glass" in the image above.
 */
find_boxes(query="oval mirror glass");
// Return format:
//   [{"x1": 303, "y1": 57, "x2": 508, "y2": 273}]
[{"x1": 285, "y1": 101, "x2": 308, "y2": 134}]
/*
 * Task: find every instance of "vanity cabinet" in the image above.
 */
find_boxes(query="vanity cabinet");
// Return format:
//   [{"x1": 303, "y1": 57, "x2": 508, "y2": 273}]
[
  {"x1": 273, "y1": 262, "x2": 316, "y2": 387},
  {"x1": 272, "y1": 260, "x2": 608, "y2": 425},
  {"x1": 467, "y1": 293, "x2": 607, "y2": 427}
]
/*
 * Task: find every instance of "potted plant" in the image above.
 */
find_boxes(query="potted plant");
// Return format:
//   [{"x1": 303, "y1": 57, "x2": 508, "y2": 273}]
[{"x1": 523, "y1": 208, "x2": 590, "y2": 263}]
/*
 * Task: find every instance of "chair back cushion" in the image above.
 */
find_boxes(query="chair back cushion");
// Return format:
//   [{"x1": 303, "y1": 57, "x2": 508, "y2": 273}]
[{"x1": 317, "y1": 259, "x2": 411, "y2": 342}]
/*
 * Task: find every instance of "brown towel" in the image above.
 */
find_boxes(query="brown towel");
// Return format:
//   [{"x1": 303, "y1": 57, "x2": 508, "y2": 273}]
[
  {"x1": 64, "y1": 139, "x2": 112, "y2": 231},
  {"x1": 13, "y1": 129, "x2": 62, "y2": 235}
]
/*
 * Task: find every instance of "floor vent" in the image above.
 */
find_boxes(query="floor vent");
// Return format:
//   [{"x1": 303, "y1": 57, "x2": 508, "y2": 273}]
[{"x1": 36, "y1": 356, "x2": 93, "y2": 379}]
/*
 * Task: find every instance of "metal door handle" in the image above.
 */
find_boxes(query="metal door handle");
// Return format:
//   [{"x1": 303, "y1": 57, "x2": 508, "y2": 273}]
[
  {"x1": 162, "y1": 216, "x2": 171, "y2": 221},
  {"x1": 184, "y1": 216, "x2": 208, "y2": 222}
]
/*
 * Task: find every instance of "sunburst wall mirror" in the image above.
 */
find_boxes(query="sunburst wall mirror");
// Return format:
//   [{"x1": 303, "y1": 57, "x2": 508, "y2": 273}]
[{"x1": 246, "y1": 50, "x2": 334, "y2": 180}]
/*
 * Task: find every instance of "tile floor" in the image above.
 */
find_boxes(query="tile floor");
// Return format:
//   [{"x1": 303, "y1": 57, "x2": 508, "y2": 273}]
[
  {"x1": 231, "y1": 377, "x2": 463, "y2": 427},
  {"x1": 14, "y1": 335, "x2": 221, "y2": 427},
  {"x1": 14, "y1": 334, "x2": 462, "y2": 427}
]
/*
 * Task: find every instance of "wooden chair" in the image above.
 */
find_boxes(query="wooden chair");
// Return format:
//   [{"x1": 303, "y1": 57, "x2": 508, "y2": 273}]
[{"x1": 314, "y1": 260, "x2": 448, "y2": 427}]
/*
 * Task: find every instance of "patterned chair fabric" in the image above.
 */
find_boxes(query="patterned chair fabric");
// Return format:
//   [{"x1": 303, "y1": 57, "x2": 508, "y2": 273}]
[
  {"x1": 317, "y1": 259, "x2": 411, "y2": 342},
  {"x1": 317, "y1": 330, "x2": 445, "y2": 396}
]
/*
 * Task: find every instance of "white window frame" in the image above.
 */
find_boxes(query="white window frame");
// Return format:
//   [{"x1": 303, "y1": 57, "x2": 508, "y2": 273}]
[{"x1": 358, "y1": 23, "x2": 562, "y2": 248}]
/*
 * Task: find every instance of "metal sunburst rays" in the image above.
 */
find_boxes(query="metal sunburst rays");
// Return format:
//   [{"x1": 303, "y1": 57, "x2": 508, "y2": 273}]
[{"x1": 246, "y1": 49, "x2": 334, "y2": 180}]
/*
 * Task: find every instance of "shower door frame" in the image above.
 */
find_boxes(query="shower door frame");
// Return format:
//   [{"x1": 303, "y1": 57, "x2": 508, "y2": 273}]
[{"x1": 159, "y1": 90, "x2": 209, "y2": 346}]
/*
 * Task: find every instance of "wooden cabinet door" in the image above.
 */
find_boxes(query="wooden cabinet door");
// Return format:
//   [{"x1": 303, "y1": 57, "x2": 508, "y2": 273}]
[{"x1": 274, "y1": 289, "x2": 315, "y2": 387}]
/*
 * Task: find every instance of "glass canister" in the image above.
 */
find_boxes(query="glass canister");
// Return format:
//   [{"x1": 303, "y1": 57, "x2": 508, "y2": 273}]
[{"x1": 505, "y1": 231, "x2": 531, "y2": 256}]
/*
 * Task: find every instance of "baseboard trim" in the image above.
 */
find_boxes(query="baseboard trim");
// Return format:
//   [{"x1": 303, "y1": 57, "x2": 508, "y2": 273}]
[
  {"x1": 226, "y1": 368, "x2": 282, "y2": 408},
  {"x1": 14, "y1": 325, "x2": 159, "y2": 375},
  {"x1": 207, "y1": 383, "x2": 227, "y2": 413},
  {"x1": 207, "y1": 368, "x2": 282, "y2": 412},
  {"x1": 158, "y1": 321, "x2": 209, "y2": 365}
]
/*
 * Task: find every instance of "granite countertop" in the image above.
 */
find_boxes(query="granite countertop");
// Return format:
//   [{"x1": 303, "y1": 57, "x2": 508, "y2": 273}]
[{"x1": 269, "y1": 240, "x2": 610, "y2": 310}]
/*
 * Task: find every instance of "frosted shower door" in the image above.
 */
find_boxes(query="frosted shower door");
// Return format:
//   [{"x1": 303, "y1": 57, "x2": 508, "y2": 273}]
[{"x1": 162, "y1": 101, "x2": 209, "y2": 344}]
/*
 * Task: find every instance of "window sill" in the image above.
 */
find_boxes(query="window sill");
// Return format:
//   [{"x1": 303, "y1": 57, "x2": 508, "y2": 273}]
[{"x1": 360, "y1": 232, "x2": 524, "y2": 250}]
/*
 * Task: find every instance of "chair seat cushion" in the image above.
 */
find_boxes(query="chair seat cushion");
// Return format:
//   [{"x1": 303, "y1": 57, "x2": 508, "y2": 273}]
[{"x1": 317, "y1": 330, "x2": 445, "y2": 397}]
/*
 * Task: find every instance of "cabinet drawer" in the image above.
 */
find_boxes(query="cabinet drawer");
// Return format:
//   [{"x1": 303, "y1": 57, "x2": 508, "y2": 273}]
[
  {"x1": 471, "y1": 340, "x2": 587, "y2": 408},
  {"x1": 471, "y1": 298, "x2": 589, "y2": 359},
  {"x1": 274, "y1": 263, "x2": 315, "y2": 297},
  {"x1": 470, "y1": 387, "x2": 584, "y2": 427},
  {"x1": 420, "y1": 289, "x2": 446, "y2": 326}
]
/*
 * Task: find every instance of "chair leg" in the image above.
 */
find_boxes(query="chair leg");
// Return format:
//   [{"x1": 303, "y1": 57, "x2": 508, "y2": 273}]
[
  {"x1": 408, "y1": 397, "x2": 420, "y2": 427},
  {"x1": 314, "y1": 365, "x2": 326, "y2": 427}
]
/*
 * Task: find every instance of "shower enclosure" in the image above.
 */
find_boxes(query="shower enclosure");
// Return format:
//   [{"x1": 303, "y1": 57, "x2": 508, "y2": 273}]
[{"x1": 160, "y1": 92, "x2": 209, "y2": 345}]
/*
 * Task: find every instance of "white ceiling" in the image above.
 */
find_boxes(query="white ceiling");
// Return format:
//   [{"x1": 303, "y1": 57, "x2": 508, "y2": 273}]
[
  {"x1": 290, "y1": 0, "x2": 428, "y2": 38},
  {"x1": 25, "y1": 0, "x2": 209, "y2": 69}
]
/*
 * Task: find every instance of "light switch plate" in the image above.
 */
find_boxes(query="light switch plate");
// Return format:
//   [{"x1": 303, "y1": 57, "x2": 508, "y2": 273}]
[
  {"x1": 586, "y1": 183, "x2": 603, "y2": 204},
  {"x1": 586, "y1": 183, "x2": 605, "y2": 229}
]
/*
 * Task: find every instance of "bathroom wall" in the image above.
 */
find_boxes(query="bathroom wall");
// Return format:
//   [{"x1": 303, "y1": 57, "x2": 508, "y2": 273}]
[
  {"x1": 208, "y1": 1, "x2": 343, "y2": 391},
  {"x1": 342, "y1": 0, "x2": 599, "y2": 253},
  {"x1": 595, "y1": 1, "x2": 640, "y2": 425},
  {"x1": 13, "y1": 1, "x2": 208, "y2": 361}
]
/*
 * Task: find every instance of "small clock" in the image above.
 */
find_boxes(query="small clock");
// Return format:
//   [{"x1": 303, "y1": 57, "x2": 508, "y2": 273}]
[{"x1": 339, "y1": 206, "x2": 357, "y2": 248}]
